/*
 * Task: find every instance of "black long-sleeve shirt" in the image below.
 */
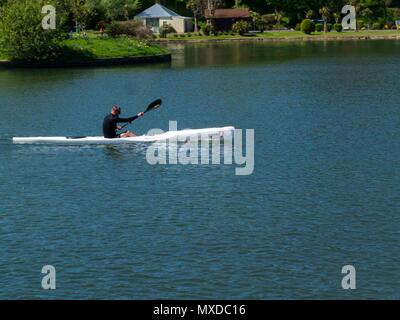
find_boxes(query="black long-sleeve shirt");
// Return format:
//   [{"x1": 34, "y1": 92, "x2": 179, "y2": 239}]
[{"x1": 102, "y1": 114, "x2": 139, "y2": 138}]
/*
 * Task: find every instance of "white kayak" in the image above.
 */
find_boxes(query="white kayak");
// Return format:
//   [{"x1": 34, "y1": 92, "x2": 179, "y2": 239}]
[{"x1": 13, "y1": 126, "x2": 235, "y2": 145}]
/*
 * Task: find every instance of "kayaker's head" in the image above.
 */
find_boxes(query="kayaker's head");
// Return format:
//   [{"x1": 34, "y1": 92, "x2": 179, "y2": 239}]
[{"x1": 111, "y1": 105, "x2": 121, "y2": 116}]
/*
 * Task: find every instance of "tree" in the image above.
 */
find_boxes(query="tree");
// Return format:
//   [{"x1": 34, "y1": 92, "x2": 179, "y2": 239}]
[
  {"x1": 319, "y1": 6, "x2": 330, "y2": 33},
  {"x1": 187, "y1": 0, "x2": 205, "y2": 32},
  {"x1": 305, "y1": 10, "x2": 314, "y2": 19},
  {"x1": 250, "y1": 11, "x2": 262, "y2": 30},
  {"x1": 65, "y1": 0, "x2": 96, "y2": 32},
  {"x1": 205, "y1": 0, "x2": 222, "y2": 24},
  {"x1": 0, "y1": 0, "x2": 64, "y2": 60},
  {"x1": 360, "y1": 7, "x2": 374, "y2": 29},
  {"x1": 274, "y1": 10, "x2": 283, "y2": 26},
  {"x1": 267, "y1": 0, "x2": 323, "y2": 26},
  {"x1": 333, "y1": 12, "x2": 341, "y2": 24},
  {"x1": 100, "y1": 0, "x2": 141, "y2": 21},
  {"x1": 233, "y1": 0, "x2": 243, "y2": 7}
]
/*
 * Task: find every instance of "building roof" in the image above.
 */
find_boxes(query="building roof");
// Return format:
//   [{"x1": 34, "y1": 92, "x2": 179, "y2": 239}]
[
  {"x1": 135, "y1": 4, "x2": 182, "y2": 19},
  {"x1": 205, "y1": 8, "x2": 251, "y2": 19}
]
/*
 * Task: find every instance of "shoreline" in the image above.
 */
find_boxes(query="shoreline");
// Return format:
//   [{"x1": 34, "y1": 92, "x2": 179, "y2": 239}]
[
  {"x1": 153, "y1": 33, "x2": 400, "y2": 44},
  {"x1": 0, "y1": 53, "x2": 171, "y2": 69}
]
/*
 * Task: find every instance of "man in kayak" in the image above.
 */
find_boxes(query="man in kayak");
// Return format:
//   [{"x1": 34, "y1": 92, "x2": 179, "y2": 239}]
[{"x1": 103, "y1": 106, "x2": 144, "y2": 138}]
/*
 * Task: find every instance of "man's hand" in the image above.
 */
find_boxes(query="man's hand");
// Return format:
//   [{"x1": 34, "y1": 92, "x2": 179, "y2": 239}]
[{"x1": 137, "y1": 112, "x2": 144, "y2": 117}]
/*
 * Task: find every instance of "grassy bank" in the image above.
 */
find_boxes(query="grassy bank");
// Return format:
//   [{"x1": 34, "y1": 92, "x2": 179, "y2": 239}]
[
  {"x1": 0, "y1": 35, "x2": 168, "y2": 62},
  {"x1": 156, "y1": 30, "x2": 400, "y2": 41},
  {"x1": 61, "y1": 36, "x2": 167, "y2": 60}
]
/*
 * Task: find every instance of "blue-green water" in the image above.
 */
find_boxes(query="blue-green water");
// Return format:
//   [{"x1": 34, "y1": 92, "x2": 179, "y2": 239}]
[{"x1": 0, "y1": 40, "x2": 399, "y2": 299}]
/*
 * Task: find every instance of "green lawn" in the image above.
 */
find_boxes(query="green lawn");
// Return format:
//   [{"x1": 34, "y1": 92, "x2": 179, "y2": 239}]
[
  {"x1": 60, "y1": 36, "x2": 167, "y2": 60},
  {"x1": 157, "y1": 29, "x2": 400, "y2": 41}
]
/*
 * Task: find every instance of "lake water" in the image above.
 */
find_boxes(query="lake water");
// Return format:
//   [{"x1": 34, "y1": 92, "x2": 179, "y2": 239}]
[{"x1": 0, "y1": 40, "x2": 399, "y2": 299}]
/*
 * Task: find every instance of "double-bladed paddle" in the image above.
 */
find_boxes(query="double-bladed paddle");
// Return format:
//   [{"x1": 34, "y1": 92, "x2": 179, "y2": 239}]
[{"x1": 119, "y1": 99, "x2": 162, "y2": 131}]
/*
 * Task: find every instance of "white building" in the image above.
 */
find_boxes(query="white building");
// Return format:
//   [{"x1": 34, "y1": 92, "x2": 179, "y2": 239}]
[{"x1": 135, "y1": 4, "x2": 193, "y2": 34}]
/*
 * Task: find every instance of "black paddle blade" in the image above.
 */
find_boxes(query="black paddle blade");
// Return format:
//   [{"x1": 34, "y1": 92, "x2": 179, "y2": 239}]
[{"x1": 144, "y1": 99, "x2": 162, "y2": 114}]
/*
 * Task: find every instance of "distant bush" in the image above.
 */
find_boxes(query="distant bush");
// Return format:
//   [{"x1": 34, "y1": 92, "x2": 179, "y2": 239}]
[
  {"x1": 200, "y1": 23, "x2": 214, "y2": 36},
  {"x1": 159, "y1": 24, "x2": 176, "y2": 38},
  {"x1": 281, "y1": 16, "x2": 290, "y2": 27},
  {"x1": 135, "y1": 28, "x2": 154, "y2": 40},
  {"x1": 294, "y1": 23, "x2": 301, "y2": 31},
  {"x1": 300, "y1": 19, "x2": 315, "y2": 34},
  {"x1": 333, "y1": 23, "x2": 343, "y2": 32},
  {"x1": 315, "y1": 23, "x2": 324, "y2": 32},
  {"x1": 232, "y1": 20, "x2": 250, "y2": 35},
  {"x1": 107, "y1": 20, "x2": 153, "y2": 39},
  {"x1": 326, "y1": 23, "x2": 332, "y2": 32},
  {"x1": 372, "y1": 22, "x2": 381, "y2": 30},
  {"x1": 262, "y1": 13, "x2": 276, "y2": 26}
]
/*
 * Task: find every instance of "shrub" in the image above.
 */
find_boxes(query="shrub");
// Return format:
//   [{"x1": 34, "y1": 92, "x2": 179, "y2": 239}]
[
  {"x1": 372, "y1": 22, "x2": 381, "y2": 30},
  {"x1": 200, "y1": 23, "x2": 214, "y2": 36},
  {"x1": 281, "y1": 16, "x2": 290, "y2": 27},
  {"x1": 300, "y1": 19, "x2": 315, "y2": 34},
  {"x1": 333, "y1": 23, "x2": 343, "y2": 32},
  {"x1": 0, "y1": 0, "x2": 65, "y2": 61},
  {"x1": 256, "y1": 20, "x2": 267, "y2": 31},
  {"x1": 315, "y1": 23, "x2": 324, "y2": 32},
  {"x1": 232, "y1": 20, "x2": 250, "y2": 35},
  {"x1": 294, "y1": 23, "x2": 301, "y2": 31},
  {"x1": 135, "y1": 28, "x2": 154, "y2": 40},
  {"x1": 262, "y1": 14, "x2": 276, "y2": 25},
  {"x1": 159, "y1": 24, "x2": 176, "y2": 38},
  {"x1": 326, "y1": 23, "x2": 332, "y2": 32},
  {"x1": 107, "y1": 20, "x2": 152, "y2": 39}
]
